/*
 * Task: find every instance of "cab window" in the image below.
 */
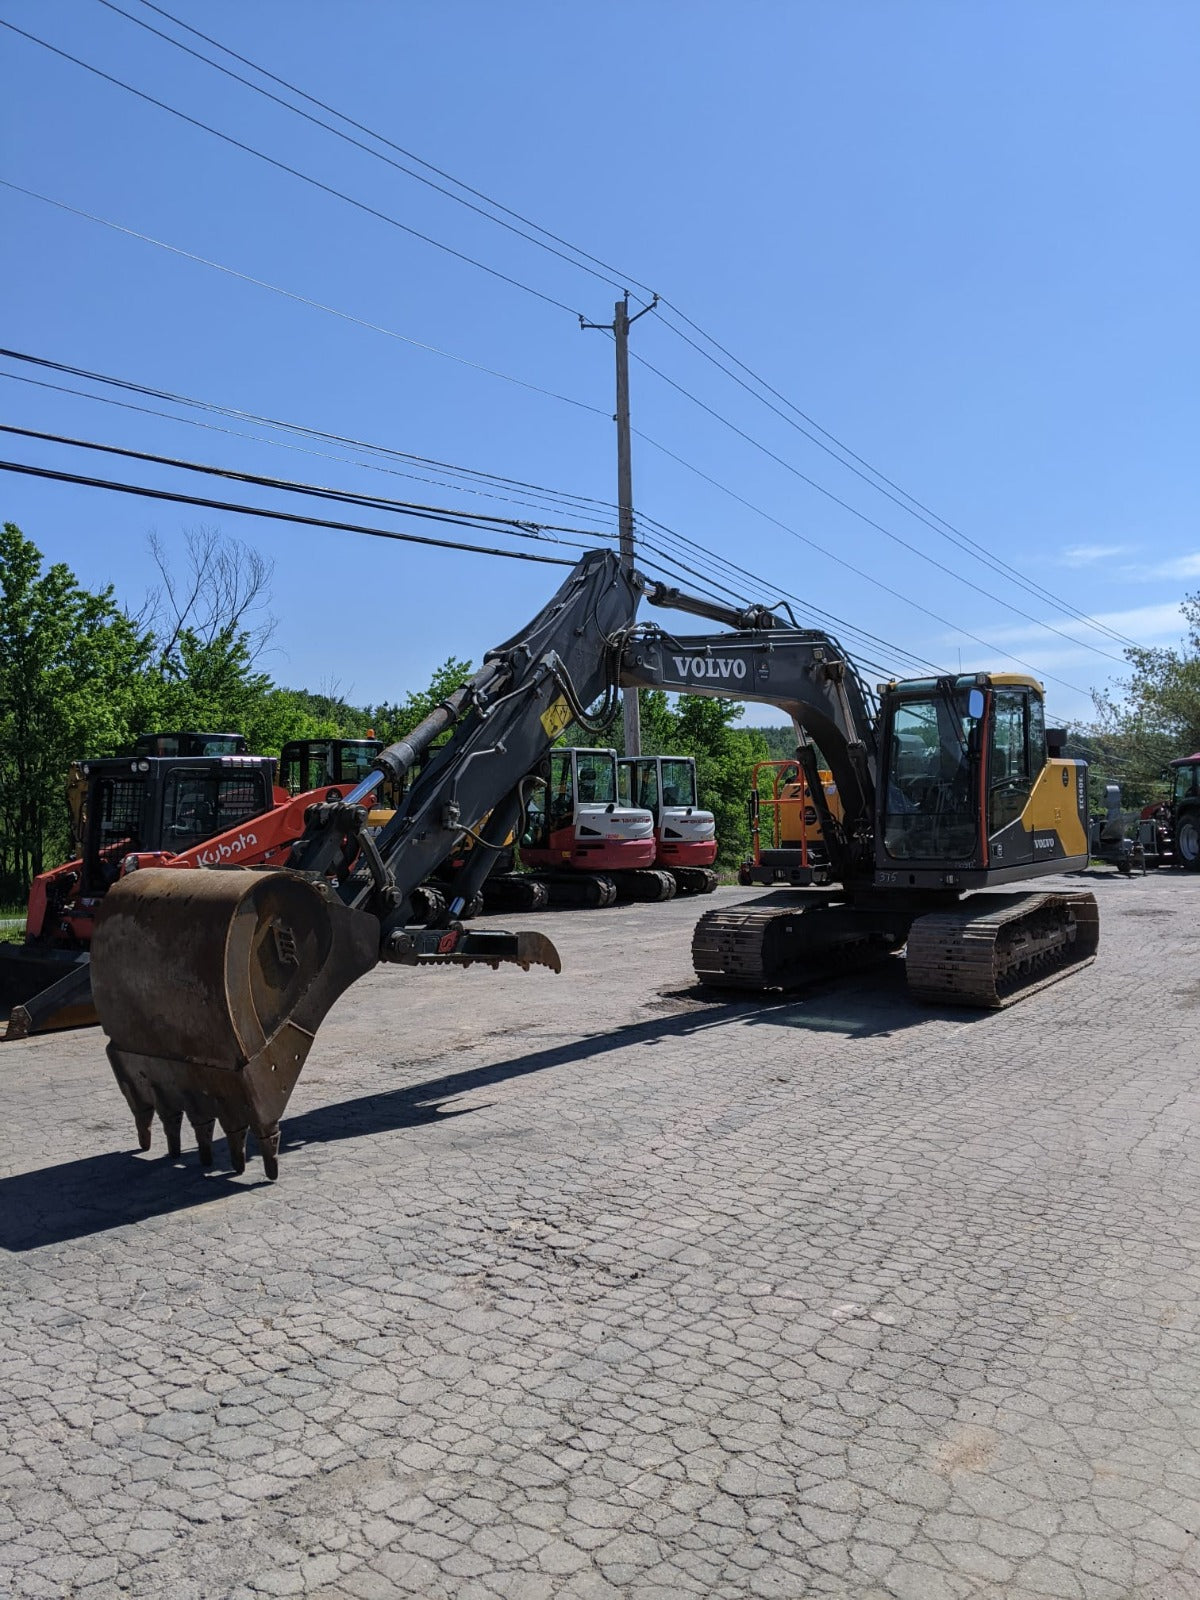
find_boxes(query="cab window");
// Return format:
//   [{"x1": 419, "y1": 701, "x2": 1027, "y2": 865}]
[
  {"x1": 634, "y1": 761, "x2": 658, "y2": 812},
  {"x1": 660, "y1": 760, "x2": 696, "y2": 808},
  {"x1": 990, "y1": 691, "x2": 1033, "y2": 831},
  {"x1": 1175, "y1": 764, "x2": 1199, "y2": 802}
]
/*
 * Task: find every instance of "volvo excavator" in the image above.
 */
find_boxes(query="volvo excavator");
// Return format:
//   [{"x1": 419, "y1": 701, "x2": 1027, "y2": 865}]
[{"x1": 87, "y1": 550, "x2": 1096, "y2": 1177}]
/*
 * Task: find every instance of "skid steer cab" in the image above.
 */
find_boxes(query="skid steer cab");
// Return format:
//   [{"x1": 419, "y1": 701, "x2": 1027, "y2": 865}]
[
  {"x1": 875, "y1": 674, "x2": 1088, "y2": 889},
  {"x1": 1, "y1": 753, "x2": 278, "y2": 1038}
]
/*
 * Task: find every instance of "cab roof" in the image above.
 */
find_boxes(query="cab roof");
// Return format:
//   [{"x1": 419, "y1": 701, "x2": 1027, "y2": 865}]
[{"x1": 884, "y1": 672, "x2": 1043, "y2": 694}]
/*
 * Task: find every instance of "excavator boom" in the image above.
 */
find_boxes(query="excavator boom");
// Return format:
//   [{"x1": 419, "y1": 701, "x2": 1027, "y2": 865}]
[{"x1": 89, "y1": 550, "x2": 639, "y2": 1175}]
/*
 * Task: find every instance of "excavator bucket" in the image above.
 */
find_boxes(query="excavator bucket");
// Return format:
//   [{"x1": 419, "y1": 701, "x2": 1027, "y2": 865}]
[
  {"x1": 91, "y1": 869, "x2": 380, "y2": 1178},
  {"x1": 1, "y1": 946, "x2": 97, "y2": 1039}
]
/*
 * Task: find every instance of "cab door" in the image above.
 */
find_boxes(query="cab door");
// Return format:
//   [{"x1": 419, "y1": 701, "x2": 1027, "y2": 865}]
[{"x1": 987, "y1": 689, "x2": 1037, "y2": 864}]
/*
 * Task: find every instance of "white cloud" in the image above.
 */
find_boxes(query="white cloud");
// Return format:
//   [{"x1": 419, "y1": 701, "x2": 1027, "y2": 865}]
[
  {"x1": 942, "y1": 600, "x2": 1187, "y2": 654},
  {"x1": 1145, "y1": 552, "x2": 1200, "y2": 581},
  {"x1": 1056, "y1": 543, "x2": 1133, "y2": 568}
]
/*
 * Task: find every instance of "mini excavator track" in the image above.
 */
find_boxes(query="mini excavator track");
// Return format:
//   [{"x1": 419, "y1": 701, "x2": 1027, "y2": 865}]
[{"x1": 904, "y1": 890, "x2": 1099, "y2": 1008}]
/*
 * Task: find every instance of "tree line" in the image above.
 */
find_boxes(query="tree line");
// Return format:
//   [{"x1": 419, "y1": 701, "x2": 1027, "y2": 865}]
[
  {"x1": 0, "y1": 522, "x2": 774, "y2": 899},
  {"x1": 6, "y1": 519, "x2": 1194, "y2": 902}
]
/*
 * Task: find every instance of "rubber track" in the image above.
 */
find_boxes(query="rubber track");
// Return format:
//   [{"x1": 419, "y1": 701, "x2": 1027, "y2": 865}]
[
  {"x1": 904, "y1": 891, "x2": 1099, "y2": 1008},
  {"x1": 613, "y1": 869, "x2": 676, "y2": 903},
  {"x1": 691, "y1": 902, "x2": 894, "y2": 991},
  {"x1": 672, "y1": 867, "x2": 719, "y2": 896}
]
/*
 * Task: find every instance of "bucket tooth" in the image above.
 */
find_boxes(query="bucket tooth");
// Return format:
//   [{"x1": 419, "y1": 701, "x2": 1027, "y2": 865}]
[
  {"x1": 191, "y1": 1116, "x2": 216, "y2": 1169},
  {"x1": 224, "y1": 1125, "x2": 248, "y2": 1175},
  {"x1": 92, "y1": 868, "x2": 380, "y2": 1178},
  {"x1": 162, "y1": 1109, "x2": 184, "y2": 1161}
]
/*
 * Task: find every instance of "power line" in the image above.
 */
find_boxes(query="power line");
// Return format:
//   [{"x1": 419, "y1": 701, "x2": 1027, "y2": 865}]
[
  {"x1": 0, "y1": 423, "x2": 616, "y2": 547},
  {"x1": 97, "y1": 0, "x2": 633, "y2": 302},
  {"x1": 0, "y1": 459, "x2": 578, "y2": 566},
  {"x1": 633, "y1": 426, "x2": 1092, "y2": 697},
  {"x1": 1, "y1": 183, "x2": 607, "y2": 420},
  {"x1": 0, "y1": 346, "x2": 613, "y2": 521},
  {"x1": 653, "y1": 297, "x2": 1144, "y2": 651},
  {"x1": 630, "y1": 346, "x2": 1129, "y2": 669},
  {"x1": 0, "y1": 20, "x2": 591, "y2": 320},
  {"x1": 100, "y1": 0, "x2": 1135, "y2": 655},
  {"x1": 123, "y1": 0, "x2": 659, "y2": 307},
  {"x1": 0, "y1": 347, "x2": 945, "y2": 676}
]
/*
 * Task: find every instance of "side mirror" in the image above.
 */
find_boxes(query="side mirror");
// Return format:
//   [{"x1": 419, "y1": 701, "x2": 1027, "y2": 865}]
[
  {"x1": 1046, "y1": 728, "x2": 1067, "y2": 757},
  {"x1": 967, "y1": 688, "x2": 985, "y2": 720}
]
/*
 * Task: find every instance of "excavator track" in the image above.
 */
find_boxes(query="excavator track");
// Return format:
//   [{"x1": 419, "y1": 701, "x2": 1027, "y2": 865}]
[
  {"x1": 672, "y1": 867, "x2": 719, "y2": 896},
  {"x1": 613, "y1": 868, "x2": 677, "y2": 903},
  {"x1": 692, "y1": 900, "x2": 903, "y2": 991},
  {"x1": 542, "y1": 872, "x2": 618, "y2": 909},
  {"x1": 904, "y1": 890, "x2": 1099, "y2": 1008},
  {"x1": 481, "y1": 875, "x2": 551, "y2": 914}
]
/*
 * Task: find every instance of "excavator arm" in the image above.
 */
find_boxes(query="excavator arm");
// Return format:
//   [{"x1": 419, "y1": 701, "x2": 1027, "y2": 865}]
[{"x1": 90, "y1": 550, "x2": 641, "y2": 1176}]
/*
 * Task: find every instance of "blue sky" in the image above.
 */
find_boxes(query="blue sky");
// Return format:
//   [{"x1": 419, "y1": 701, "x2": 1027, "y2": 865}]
[{"x1": 2, "y1": 1, "x2": 1197, "y2": 729}]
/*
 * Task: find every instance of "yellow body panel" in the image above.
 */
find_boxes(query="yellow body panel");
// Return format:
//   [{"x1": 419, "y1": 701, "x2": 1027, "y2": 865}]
[{"x1": 1016, "y1": 759, "x2": 1087, "y2": 856}]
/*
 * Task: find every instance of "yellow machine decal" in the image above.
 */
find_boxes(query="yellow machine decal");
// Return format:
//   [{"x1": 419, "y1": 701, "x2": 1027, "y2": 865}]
[{"x1": 540, "y1": 696, "x2": 572, "y2": 741}]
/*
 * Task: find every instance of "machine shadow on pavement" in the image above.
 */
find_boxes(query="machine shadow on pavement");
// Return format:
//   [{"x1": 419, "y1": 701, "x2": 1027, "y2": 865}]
[{"x1": 0, "y1": 968, "x2": 981, "y2": 1252}]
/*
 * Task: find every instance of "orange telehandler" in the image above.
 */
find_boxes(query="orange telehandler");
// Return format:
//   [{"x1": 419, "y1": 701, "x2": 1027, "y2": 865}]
[{"x1": 82, "y1": 549, "x2": 1098, "y2": 1180}]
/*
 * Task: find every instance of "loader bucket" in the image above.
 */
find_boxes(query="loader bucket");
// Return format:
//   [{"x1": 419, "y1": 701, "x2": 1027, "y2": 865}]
[
  {"x1": 1, "y1": 945, "x2": 97, "y2": 1039},
  {"x1": 91, "y1": 868, "x2": 380, "y2": 1178}
]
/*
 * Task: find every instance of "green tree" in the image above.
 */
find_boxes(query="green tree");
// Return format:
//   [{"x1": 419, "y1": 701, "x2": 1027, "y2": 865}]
[
  {"x1": 0, "y1": 523, "x2": 155, "y2": 897},
  {"x1": 369, "y1": 657, "x2": 474, "y2": 744},
  {"x1": 1085, "y1": 593, "x2": 1200, "y2": 805}
]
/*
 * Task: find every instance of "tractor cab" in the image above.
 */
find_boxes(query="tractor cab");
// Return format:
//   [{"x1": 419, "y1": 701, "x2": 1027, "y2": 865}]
[
  {"x1": 520, "y1": 747, "x2": 655, "y2": 870},
  {"x1": 1168, "y1": 753, "x2": 1200, "y2": 869},
  {"x1": 279, "y1": 738, "x2": 384, "y2": 800},
  {"x1": 876, "y1": 674, "x2": 1089, "y2": 890}
]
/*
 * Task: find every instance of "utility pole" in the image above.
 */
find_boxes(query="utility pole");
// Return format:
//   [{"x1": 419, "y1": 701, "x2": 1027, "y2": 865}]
[{"x1": 582, "y1": 292, "x2": 658, "y2": 756}]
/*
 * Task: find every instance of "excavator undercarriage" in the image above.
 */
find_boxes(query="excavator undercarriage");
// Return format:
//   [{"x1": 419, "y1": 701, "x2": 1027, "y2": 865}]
[{"x1": 692, "y1": 888, "x2": 1098, "y2": 1007}]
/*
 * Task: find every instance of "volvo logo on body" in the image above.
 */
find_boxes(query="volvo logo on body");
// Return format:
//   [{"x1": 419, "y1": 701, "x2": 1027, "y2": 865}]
[{"x1": 671, "y1": 655, "x2": 747, "y2": 681}]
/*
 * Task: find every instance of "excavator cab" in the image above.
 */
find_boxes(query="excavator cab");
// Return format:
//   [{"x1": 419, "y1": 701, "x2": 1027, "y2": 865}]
[
  {"x1": 618, "y1": 755, "x2": 718, "y2": 893},
  {"x1": 876, "y1": 675, "x2": 1088, "y2": 889}
]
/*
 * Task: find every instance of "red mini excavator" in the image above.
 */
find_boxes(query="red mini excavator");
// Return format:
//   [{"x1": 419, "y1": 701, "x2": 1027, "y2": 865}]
[
  {"x1": 485, "y1": 746, "x2": 671, "y2": 907},
  {"x1": 619, "y1": 754, "x2": 718, "y2": 895}
]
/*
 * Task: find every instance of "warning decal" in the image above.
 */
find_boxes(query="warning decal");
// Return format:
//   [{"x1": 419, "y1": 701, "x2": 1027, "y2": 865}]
[{"x1": 540, "y1": 695, "x2": 572, "y2": 740}]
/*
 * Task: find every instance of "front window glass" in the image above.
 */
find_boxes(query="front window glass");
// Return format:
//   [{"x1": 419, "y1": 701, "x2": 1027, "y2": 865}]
[
  {"x1": 884, "y1": 693, "x2": 981, "y2": 860},
  {"x1": 1176, "y1": 764, "x2": 1199, "y2": 802},
  {"x1": 164, "y1": 773, "x2": 268, "y2": 851},
  {"x1": 660, "y1": 760, "x2": 696, "y2": 808},
  {"x1": 333, "y1": 742, "x2": 379, "y2": 785},
  {"x1": 87, "y1": 777, "x2": 149, "y2": 887},
  {"x1": 549, "y1": 751, "x2": 575, "y2": 831},
  {"x1": 575, "y1": 750, "x2": 616, "y2": 806}
]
